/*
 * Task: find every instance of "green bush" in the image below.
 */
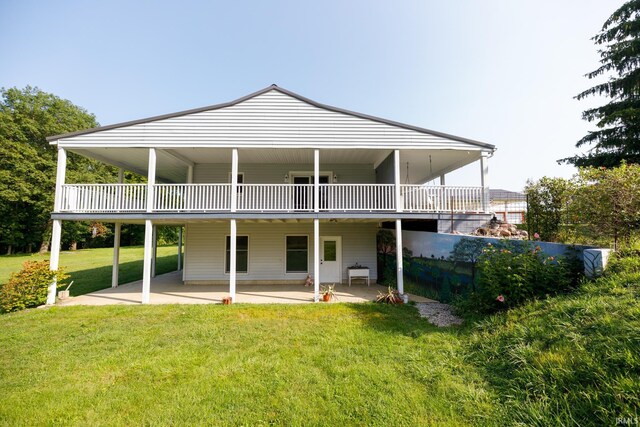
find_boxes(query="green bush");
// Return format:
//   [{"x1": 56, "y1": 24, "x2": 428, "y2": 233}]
[
  {"x1": 0, "y1": 261, "x2": 68, "y2": 313},
  {"x1": 456, "y1": 241, "x2": 578, "y2": 315}
]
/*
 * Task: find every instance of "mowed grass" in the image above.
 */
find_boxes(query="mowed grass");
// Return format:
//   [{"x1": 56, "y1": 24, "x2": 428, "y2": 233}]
[
  {"x1": 1, "y1": 250, "x2": 637, "y2": 426},
  {"x1": 0, "y1": 304, "x2": 499, "y2": 426},
  {"x1": 0, "y1": 246, "x2": 178, "y2": 295}
]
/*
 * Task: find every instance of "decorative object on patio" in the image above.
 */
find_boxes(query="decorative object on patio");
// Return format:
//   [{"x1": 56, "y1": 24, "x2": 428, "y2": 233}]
[
  {"x1": 375, "y1": 286, "x2": 403, "y2": 304},
  {"x1": 57, "y1": 281, "x2": 74, "y2": 300},
  {"x1": 305, "y1": 274, "x2": 313, "y2": 287},
  {"x1": 222, "y1": 296, "x2": 233, "y2": 305},
  {"x1": 320, "y1": 284, "x2": 336, "y2": 302},
  {"x1": 347, "y1": 264, "x2": 370, "y2": 286}
]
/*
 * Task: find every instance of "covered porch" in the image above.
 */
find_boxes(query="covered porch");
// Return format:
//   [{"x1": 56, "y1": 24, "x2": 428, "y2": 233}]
[{"x1": 57, "y1": 271, "x2": 434, "y2": 305}]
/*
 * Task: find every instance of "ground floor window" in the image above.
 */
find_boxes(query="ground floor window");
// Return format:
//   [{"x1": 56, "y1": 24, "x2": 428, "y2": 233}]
[
  {"x1": 286, "y1": 235, "x2": 308, "y2": 273},
  {"x1": 225, "y1": 235, "x2": 248, "y2": 273}
]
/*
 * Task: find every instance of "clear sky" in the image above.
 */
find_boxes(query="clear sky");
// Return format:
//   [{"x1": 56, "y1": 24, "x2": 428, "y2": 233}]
[{"x1": 0, "y1": 0, "x2": 623, "y2": 190}]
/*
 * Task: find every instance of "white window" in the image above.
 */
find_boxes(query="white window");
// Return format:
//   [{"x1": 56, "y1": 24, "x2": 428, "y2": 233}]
[
  {"x1": 225, "y1": 235, "x2": 248, "y2": 273},
  {"x1": 286, "y1": 235, "x2": 308, "y2": 273}
]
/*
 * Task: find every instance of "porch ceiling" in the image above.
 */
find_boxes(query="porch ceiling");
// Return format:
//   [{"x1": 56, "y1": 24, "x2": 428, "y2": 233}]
[{"x1": 69, "y1": 147, "x2": 482, "y2": 184}]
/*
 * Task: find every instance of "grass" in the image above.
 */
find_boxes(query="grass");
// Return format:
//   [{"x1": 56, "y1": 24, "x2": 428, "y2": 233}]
[
  {"x1": 0, "y1": 304, "x2": 499, "y2": 426},
  {"x1": 0, "y1": 246, "x2": 178, "y2": 295},
  {"x1": 465, "y1": 270, "x2": 640, "y2": 426},
  {"x1": 0, "y1": 251, "x2": 637, "y2": 426}
]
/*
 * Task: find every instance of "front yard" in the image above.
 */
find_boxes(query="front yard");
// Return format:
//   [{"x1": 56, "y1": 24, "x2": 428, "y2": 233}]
[
  {"x1": 1, "y1": 304, "x2": 495, "y2": 426},
  {"x1": 1, "y1": 258, "x2": 637, "y2": 426}
]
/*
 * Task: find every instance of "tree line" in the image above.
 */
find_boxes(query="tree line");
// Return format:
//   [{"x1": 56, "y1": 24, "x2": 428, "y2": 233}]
[{"x1": 0, "y1": 87, "x2": 177, "y2": 255}]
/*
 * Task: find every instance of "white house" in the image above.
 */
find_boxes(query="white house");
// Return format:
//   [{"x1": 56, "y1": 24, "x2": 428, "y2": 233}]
[{"x1": 46, "y1": 85, "x2": 496, "y2": 304}]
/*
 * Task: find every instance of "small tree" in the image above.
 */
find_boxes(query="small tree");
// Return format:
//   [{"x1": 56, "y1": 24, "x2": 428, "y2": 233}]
[
  {"x1": 449, "y1": 237, "x2": 487, "y2": 291},
  {"x1": 376, "y1": 228, "x2": 396, "y2": 283},
  {"x1": 524, "y1": 177, "x2": 575, "y2": 242},
  {"x1": 572, "y1": 163, "x2": 640, "y2": 249}
]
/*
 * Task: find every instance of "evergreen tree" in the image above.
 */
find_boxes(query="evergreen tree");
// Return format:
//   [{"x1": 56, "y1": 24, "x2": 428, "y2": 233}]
[{"x1": 562, "y1": 1, "x2": 640, "y2": 167}]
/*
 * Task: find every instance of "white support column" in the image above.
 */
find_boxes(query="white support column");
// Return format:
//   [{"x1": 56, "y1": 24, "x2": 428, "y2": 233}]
[
  {"x1": 147, "y1": 148, "x2": 157, "y2": 213},
  {"x1": 314, "y1": 149, "x2": 320, "y2": 213},
  {"x1": 439, "y1": 174, "x2": 446, "y2": 186},
  {"x1": 47, "y1": 147, "x2": 67, "y2": 305},
  {"x1": 187, "y1": 165, "x2": 194, "y2": 184},
  {"x1": 231, "y1": 149, "x2": 238, "y2": 213},
  {"x1": 229, "y1": 219, "x2": 237, "y2": 302},
  {"x1": 182, "y1": 226, "x2": 188, "y2": 282},
  {"x1": 112, "y1": 223, "x2": 121, "y2": 288},
  {"x1": 112, "y1": 168, "x2": 124, "y2": 288},
  {"x1": 395, "y1": 219, "x2": 404, "y2": 295},
  {"x1": 151, "y1": 225, "x2": 157, "y2": 278},
  {"x1": 142, "y1": 219, "x2": 153, "y2": 304},
  {"x1": 313, "y1": 218, "x2": 320, "y2": 302},
  {"x1": 394, "y1": 149, "x2": 402, "y2": 212},
  {"x1": 46, "y1": 219, "x2": 63, "y2": 305},
  {"x1": 53, "y1": 147, "x2": 67, "y2": 212},
  {"x1": 480, "y1": 153, "x2": 490, "y2": 213},
  {"x1": 177, "y1": 227, "x2": 183, "y2": 271}
]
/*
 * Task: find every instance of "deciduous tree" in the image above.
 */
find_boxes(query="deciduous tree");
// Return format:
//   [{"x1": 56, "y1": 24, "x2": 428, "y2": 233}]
[{"x1": 0, "y1": 86, "x2": 114, "y2": 253}]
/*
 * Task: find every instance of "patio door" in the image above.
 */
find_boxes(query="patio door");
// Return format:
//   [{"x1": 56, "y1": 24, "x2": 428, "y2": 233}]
[
  {"x1": 320, "y1": 236, "x2": 342, "y2": 283},
  {"x1": 292, "y1": 175, "x2": 329, "y2": 210}
]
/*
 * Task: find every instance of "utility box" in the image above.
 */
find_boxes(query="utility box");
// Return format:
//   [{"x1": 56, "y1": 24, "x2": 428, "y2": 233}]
[{"x1": 583, "y1": 249, "x2": 613, "y2": 278}]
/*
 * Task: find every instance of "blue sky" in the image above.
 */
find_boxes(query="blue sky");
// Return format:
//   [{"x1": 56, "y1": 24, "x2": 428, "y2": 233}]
[{"x1": 0, "y1": 0, "x2": 623, "y2": 189}]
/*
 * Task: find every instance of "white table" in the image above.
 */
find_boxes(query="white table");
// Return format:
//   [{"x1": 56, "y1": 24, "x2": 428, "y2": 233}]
[{"x1": 348, "y1": 268, "x2": 370, "y2": 286}]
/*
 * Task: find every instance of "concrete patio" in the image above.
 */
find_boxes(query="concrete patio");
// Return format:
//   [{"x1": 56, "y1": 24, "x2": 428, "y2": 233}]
[{"x1": 58, "y1": 271, "x2": 434, "y2": 305}]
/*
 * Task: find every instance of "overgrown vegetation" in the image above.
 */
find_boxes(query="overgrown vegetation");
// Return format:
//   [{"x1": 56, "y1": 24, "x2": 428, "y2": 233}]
[
  {"x1": 466, "y1": 250, "x2": 640, "y2": 425},
  {"x1": 455, "y1": 241, "x2": 581, "y2": 315},
  {"x1": 525, "y1": 163, "x2": 640, "y2": 247},
  {"x1": 0, "y1": 261, "x2": 68, "y2": 313}
]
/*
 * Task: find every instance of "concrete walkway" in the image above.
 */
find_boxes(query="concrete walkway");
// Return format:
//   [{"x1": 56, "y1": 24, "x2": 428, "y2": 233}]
[{"x1": 58, "y1": 271, "x2": 434, "y2": 305}]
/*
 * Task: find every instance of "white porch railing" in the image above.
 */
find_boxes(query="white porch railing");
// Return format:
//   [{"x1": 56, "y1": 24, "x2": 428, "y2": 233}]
[
  {"x1": 322, "y1": 184, "x2": 396, "y2": 211},
  {"x1": 236, "y1": 184, "x2": 313, "y2": 211},
  {"x1": 154, "y1": 184, "x2": 230, "y2": 211},
  {"x1": 401, "y1": 185, "x2": 484, "y2": 213},
  {"x1": 59, "y1": 183, "x2": 487, "y2": 213},
  {"x1": 60, "y1": 184, "x2": 147, "y2": 212}
]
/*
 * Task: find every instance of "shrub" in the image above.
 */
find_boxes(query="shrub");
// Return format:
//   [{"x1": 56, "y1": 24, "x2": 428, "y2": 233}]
[
  {"x1": 455, "y1": 241, "x2": 577, "y2": 315},
  {"x1": 0, "y1": 261, "x2": 68, "y2": 313}
]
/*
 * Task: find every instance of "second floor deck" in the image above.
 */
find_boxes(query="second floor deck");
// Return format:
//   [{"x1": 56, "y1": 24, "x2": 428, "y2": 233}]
[{"x1": 59, "y1": 183, "x2": 487, "y2": 214}]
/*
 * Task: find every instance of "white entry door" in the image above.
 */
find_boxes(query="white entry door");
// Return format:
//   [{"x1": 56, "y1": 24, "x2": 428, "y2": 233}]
[{"x1": 320, "y1": 236, "x2": 342, "y2": 283}]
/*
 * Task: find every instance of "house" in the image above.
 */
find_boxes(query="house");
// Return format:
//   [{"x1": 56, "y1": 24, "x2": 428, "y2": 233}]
[
  {"x1": 489, "y1": 189, "x2": 527, "y2": 224},
  {"x1": 45, "y1": 85, "x2": 496, "y2": 304}
]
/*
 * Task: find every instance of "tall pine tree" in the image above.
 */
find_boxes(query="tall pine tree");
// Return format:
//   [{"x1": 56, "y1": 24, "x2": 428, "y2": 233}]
[{"x1": 562, "y1": 0, "x2": 640, "y2": 167}]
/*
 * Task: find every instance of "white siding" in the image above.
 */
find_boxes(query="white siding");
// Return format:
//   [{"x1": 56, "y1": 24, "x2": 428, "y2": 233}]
[
  {"x1": 56, "y1": 90, "x2": 487, "y2": 151},
  {"x1": 193, "y1": 163, "x2": 375, "y2": 184},
  {"x1": 184, "y1": 221, "x2": 378, "y2": 284}
]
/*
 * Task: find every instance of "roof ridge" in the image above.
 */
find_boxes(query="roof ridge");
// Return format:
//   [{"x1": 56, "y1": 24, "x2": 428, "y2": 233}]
[{"x1": 47, "y1": 85, "x2": 496, "y2": 150}]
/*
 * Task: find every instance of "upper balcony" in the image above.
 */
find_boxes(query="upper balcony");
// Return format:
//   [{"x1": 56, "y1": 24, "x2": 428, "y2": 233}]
[{"x1": 58, "y1": 183, "x2": 487, "y2": 214}]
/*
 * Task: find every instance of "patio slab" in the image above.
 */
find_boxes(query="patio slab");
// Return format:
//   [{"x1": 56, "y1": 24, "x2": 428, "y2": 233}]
[{"x1": 58, "y1": 271, "x2": 435, "y2": 305}]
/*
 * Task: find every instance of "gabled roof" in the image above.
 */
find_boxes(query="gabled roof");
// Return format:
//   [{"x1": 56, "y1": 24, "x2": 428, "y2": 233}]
[{"x1": 47, "y1": 85, "x2": 495, "y2": 150}]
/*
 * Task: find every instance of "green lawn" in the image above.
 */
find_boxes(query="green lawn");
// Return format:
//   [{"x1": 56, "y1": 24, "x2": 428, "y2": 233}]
[
  {"x1": 0, "y1": 304, "x2": 498, "y2": 426},
  {"x1": 0, "y1": 246, "x2": 179, "y2": 295},
  {"x1": 0, "y1": 254, "x2": 637, "y2": 426}
]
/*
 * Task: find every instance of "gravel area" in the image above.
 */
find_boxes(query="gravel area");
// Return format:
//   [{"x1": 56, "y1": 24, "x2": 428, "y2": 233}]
[{"x1": 415, "y1": 302, "x2": 463, "y2": 327}]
